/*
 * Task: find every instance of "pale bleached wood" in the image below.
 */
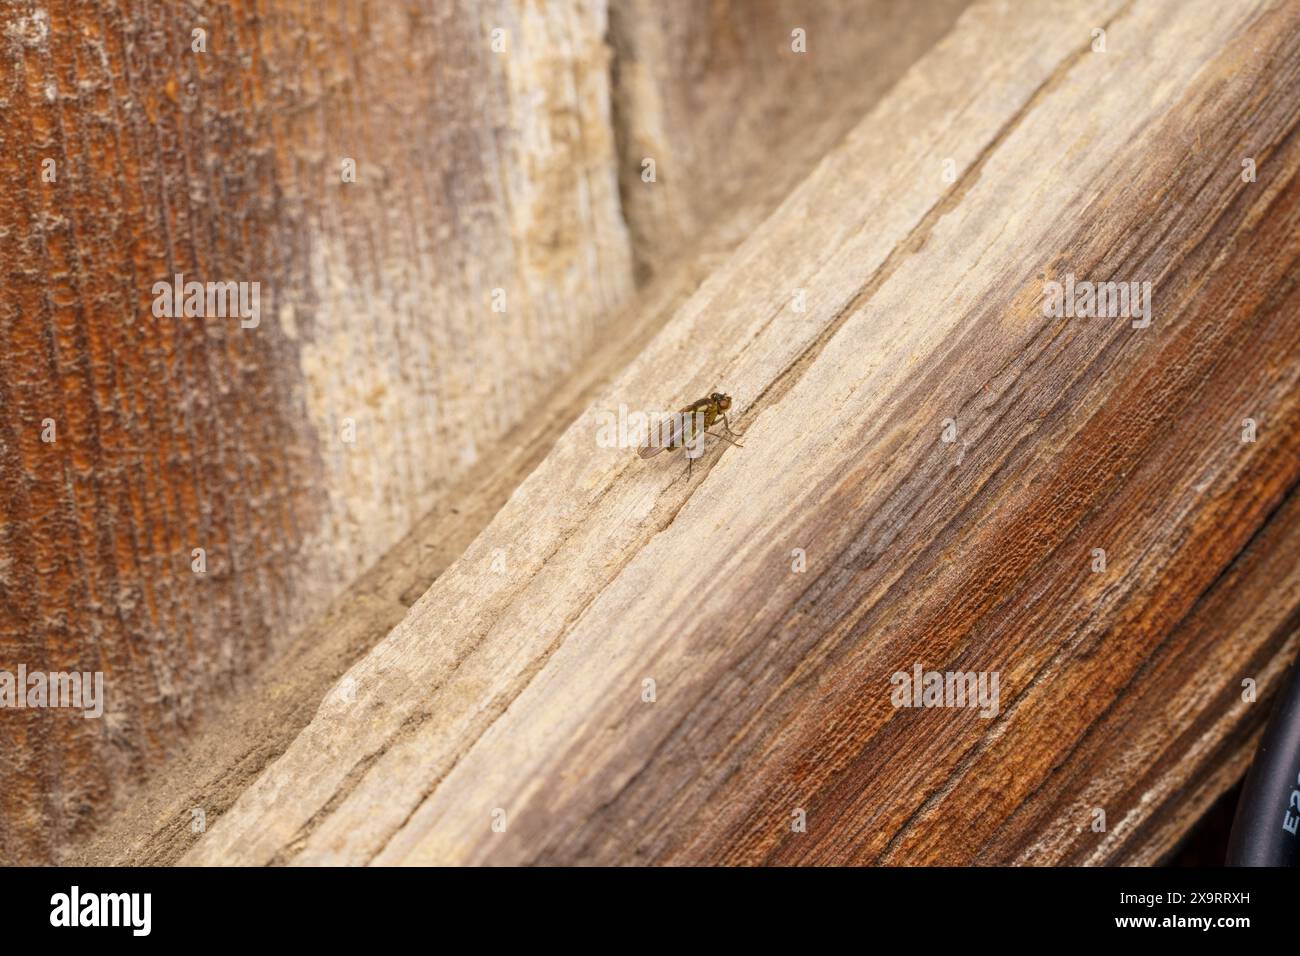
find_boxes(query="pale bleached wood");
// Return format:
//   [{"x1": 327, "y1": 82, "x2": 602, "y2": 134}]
[
  {"x1": 608, "y1": 0, "x2": 973, "y2": 279},
  {"x1": 0, "y1": 0, "x2": 632, "y2": 864},
  {"x1": 72, "y1": 228, "x2": 715, "y2": 866}
]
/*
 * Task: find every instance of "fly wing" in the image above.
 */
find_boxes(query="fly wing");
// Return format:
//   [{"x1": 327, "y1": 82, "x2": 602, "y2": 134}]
[
  {"x1": 639, "y1": 400, "x2": 709, "y2": 458},
  {"x1": 638, "y1": 412, "x2": 682, "y2": 458}
]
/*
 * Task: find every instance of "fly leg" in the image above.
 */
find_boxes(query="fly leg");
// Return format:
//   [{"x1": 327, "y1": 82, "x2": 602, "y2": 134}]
[
  {"x1": 682, "y1": 431, "x2": 706, "y2": 480},
  {"x1": 721, "y1": 411, "x2": 745, "y2": 443},
  {"x1": 706, "y1": 429, "x2": 744, "y2": 449},
  {"x1": 673, "y1": 449, "x2": 693, "y2": 482}
]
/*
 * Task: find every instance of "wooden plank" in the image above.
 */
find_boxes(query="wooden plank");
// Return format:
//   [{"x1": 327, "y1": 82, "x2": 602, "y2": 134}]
[
  {"x1": 0, "y1": 0, "x2": 632, "y2": 864},
  {"x1": 1004, "y1": 482, "x2": 1300, "y2": 865},
  {"x1": 68, "y1": 0, "x2": 971, "y2": 866},
  {"x1": 70, "y1": 228, "x2": 708, "y2": 865},
  {"x1": 609, "y1": 0, "x2": 972, "y2": 278},
  {"x1": 174, "y1": 0, "x2": 1300, "y2": 865}
]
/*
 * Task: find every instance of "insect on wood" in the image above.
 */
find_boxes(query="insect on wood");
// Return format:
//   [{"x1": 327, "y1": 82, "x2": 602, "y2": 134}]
[{"x1": 639, "y1": 391, "x2": 743, "y2": 478}]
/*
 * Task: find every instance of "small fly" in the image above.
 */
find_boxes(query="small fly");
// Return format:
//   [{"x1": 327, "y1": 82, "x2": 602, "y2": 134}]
[{"x1": 638, "y1": 391, "x2": 743, "y2": 479}]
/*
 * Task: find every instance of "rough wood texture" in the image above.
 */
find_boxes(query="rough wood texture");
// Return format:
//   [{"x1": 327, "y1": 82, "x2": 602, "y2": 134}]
[
  {"x1": 169, "y1": 0, "x2": 1300, "y2": 865},
  {"x1": 1005, "y1": 483, "x2": 1300, "y2": 865},
  {"x1": 72, "y1": 232, "x2": 709, "y2": 866},
  {"x1": 609, "y1": 0, "x2": 971, "y2": 279},
  {"x1": 0, "y1": 0, "x2": 631, "y2": 864},
  {"x1": 65, "y1": 2, "x2": 971, "y2": 865}
]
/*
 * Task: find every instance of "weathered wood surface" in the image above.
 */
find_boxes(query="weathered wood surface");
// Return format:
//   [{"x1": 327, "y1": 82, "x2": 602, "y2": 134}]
[
  {"x1": 0, "y1": 0, "x2": 632, "y2": 864},
  {"x1": 609, "y1": 0, "x2": 970, "y2": 279},
  {"x1": 166, "y1": 0, "x2": 1300, "y2": 865},
  {"x1": 1012, "y1": 484, "x2": 1300, "y2": 865},
  {"x1": 71, "y1": 231, "x2": 708, "y2": 865},
  {"x1": 68, "y1": 2, "x2": 971, "y2": 865}
]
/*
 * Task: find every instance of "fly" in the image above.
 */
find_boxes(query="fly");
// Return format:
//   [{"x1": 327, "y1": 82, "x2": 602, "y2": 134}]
[{"x1": 638, "y1": 391, "x2": 743, "y2": 478}]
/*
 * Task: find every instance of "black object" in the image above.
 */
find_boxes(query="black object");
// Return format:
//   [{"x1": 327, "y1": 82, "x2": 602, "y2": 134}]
[{"x1": 1227, "y1": 653, "x2": 1300, "y2": 865}]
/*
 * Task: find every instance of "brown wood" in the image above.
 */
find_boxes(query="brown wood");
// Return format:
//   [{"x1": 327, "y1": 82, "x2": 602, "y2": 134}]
[
  {"x1": 69, "y1": 0, "x2": 973, "y2": 865},
  {"x1": 159, "y1": 0, "x2": 1299, "y2": 865},
  {"x1": 0, "y1": 0, "x2": 634, "y2": 864},
  {"x1": 7, "y1": 0, "x2": 1299, "y2": 868}
]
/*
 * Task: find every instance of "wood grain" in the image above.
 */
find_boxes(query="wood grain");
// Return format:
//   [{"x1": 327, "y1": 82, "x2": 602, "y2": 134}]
[
  {"x1": 609, "y1": 0, "x2": 971, "y2": 279},
  {"x1": 71, "y1": 222, "x2": 713, "y2": 866},
  {"x1": 66, "y1": 0, "x2": 974, "y2": 866},
  {"x1": 172, "y1": 0, "x2": 1300, "y2": 865},
  {"x1": 0, "y1": 0, "x2": 631, "y2": 864}
]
